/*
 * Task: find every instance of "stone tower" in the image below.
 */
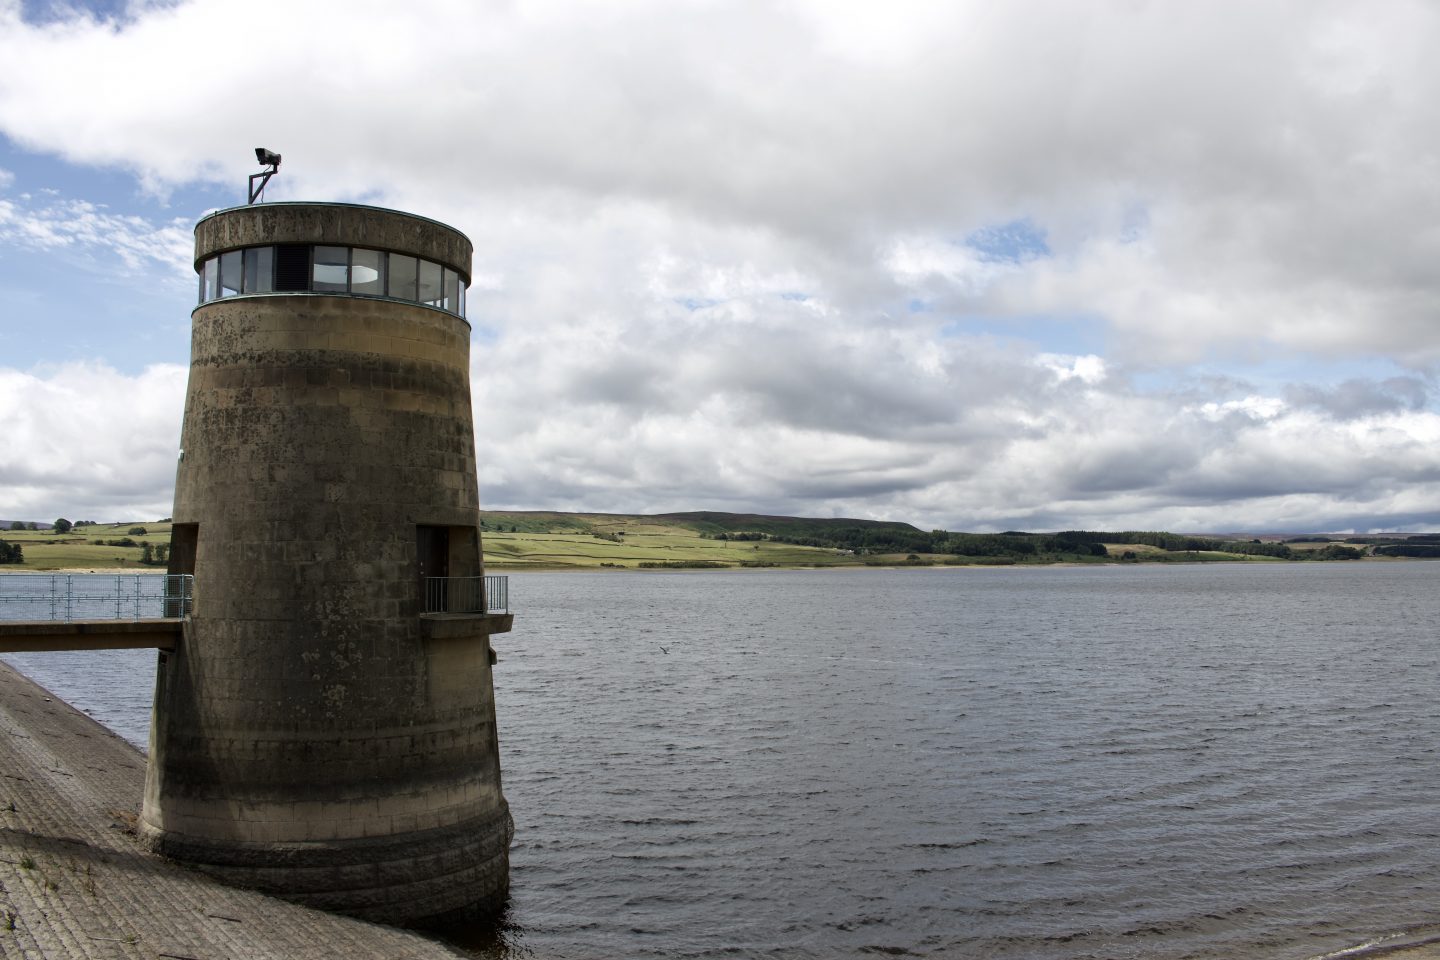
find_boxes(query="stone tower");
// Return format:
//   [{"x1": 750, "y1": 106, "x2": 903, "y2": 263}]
[{"x1": 142, "y1": 202, "x2": 513, "y2": 925}]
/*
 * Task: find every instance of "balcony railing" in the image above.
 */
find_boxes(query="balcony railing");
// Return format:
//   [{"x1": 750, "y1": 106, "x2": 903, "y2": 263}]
[
  {"x1": 0, "y1": 574, "x2": 194, "y2": 622},
  {"x1": 424, "y1": 575, "x2": 508, "y2": 615}
]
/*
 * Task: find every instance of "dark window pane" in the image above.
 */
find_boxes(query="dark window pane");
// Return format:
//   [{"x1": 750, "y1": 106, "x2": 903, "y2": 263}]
[
  {"x1": 275, "y1": 244, "x2": 310, "y2": 291},
  {"x1": 351, "y1": 248, "x2": 385, "y2": 295},
  {"x1": 418, "y1": 260, "x2": 443, "y2": 306},
  {"x1": 243, "y1": 247, "x2": 274, "y2": 293},
  {"x1": 313, "y1": 245, "x2": 348, "y2": 292},
  {"x1": 388, "y1": 253, "x2": 417, "y2": 300}
]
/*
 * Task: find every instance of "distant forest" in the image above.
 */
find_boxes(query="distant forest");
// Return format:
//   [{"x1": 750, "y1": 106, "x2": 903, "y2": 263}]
[
  {"x1": 467, "y1": 509, "x2": 1433, "y2": 566},
  {"x1": 668, "y1": 513, "x2": 1371, "y2": 562},
  {"x1": 1349, "y1": 534, "x2": 1440, "y2": 558}
]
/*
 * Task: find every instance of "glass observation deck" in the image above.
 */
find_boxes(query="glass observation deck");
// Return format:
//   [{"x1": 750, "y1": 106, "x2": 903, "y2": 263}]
[{"x1": 198, "y1": 243, "x2": 467, "y2": 318}]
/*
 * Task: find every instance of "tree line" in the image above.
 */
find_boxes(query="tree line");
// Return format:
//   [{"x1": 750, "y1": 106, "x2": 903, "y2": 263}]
[{"x1": 710, "y1": 526, "x2": 1367, "y2": 561}]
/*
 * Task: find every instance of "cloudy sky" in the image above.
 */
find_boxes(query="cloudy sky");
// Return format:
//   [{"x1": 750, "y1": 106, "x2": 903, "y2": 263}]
[{"x1": 2, "y1": 0, "x2": 1438, "y2": 533}]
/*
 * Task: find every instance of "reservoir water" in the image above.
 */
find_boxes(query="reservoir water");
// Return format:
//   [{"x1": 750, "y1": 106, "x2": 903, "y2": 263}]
[{"x1": 5, "y1": 562, "x2": 1440, "y2": 958}]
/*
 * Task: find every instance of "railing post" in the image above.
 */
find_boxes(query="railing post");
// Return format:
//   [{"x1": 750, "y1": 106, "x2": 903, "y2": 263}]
[
  {"x1": 416, "y1": 576, "x2": 506, "y2": 615},
  {"x1": 483, "y1": 575, "x2": 507, "y2": 614}
]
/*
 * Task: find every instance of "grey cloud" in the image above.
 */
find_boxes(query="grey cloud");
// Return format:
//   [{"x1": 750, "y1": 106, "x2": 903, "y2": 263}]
[
  {"x1": 1284, "y1": 377, "x2": 1430, "y2": 419},
  {"x1": 6, "y1": 2, "x2": 1440, "y2": 531}
]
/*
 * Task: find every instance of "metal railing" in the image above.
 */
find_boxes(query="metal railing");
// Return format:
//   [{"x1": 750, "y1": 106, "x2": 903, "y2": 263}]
[
  {"x1": 0, "y1": 574, "x2": 193, "y2": 622},
  {"x1": 424, "y1": 575, "x2": 508, "y2": 615}
]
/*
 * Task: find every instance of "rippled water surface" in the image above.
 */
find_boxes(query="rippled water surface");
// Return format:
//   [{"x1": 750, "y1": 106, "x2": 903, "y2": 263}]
[{"x1": 7, "y1": 563, "x2": 1440, "y2": 959}]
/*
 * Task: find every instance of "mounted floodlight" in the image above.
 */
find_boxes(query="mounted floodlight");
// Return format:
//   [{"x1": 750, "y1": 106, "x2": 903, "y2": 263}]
[{"x1": 248, "y1": 147, "x2": 282, "y2": 204}]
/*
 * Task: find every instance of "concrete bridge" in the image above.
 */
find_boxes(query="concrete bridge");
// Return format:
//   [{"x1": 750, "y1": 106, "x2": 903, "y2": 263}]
[{"x1": 0, "y1": 573, "x2": 191, "y2": 653}]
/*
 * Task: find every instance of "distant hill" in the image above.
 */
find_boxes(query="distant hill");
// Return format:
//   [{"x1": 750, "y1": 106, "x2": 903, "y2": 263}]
[
  {"x1": 477, "y1": 509, "x2": 935, "y2": 557},
  {"x1": 471, "y1": 511, "x2": 1399, "y2": 567},
  {"x1": 654, "y1": 511, "x2": 921, "y2": 535},
  {"x1": 3, "y1": 509, "x2": 1421, "y2": 571}
]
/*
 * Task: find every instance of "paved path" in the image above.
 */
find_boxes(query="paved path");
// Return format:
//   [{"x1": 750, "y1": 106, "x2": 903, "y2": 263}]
[{"x1": 0, "y1": 661, "x2": 466, "y2": 960}]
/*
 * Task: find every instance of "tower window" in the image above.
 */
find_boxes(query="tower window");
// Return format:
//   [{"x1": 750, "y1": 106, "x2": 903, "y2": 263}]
[
  {"x1": 313, "y1": 246, "x2": 349, "y2": 292},
  {"x1": 219, "y1": 250, "x2": 243, "y2": 297},
  {"x1": 275, "y1": 244, "x2": 311, "y2": 291},
  {"x1": 202, "y1": 257, "x2": 219, "y2": 301},
  {"x1": 418, "y1": 260, "x2": 443, "y2": 307},
  {"x1": 388, "y1": 253, "x2": 418, "y2": 301},
  {"x1": 243, "y1": 247, "x2": 274, "y2": 293},
  {"x1": 352, "y1": 248, "x2": 386, "y2": 295}
]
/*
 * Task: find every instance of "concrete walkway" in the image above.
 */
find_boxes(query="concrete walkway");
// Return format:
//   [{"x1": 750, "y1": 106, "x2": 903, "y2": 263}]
[{"x1": 0, "y1": 661, "x2": 466, "y2": 959}]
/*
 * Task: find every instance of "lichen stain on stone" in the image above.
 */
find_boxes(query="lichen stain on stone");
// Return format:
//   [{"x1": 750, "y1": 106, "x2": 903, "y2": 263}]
[{"x1": 321, "y1": 684, "x2": 348, "y2": 713}]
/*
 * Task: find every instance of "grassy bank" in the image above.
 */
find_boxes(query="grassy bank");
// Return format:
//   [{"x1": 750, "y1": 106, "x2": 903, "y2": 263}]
[{"x1": 0, "y1": 522, "x2": 173, "y2": 571}]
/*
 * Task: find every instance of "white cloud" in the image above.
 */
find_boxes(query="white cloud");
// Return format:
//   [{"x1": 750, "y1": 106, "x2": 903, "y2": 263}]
[
  {"x1": 2, "y1": 0, "x2": 1440, "y2": 530},
  {"x1": 0, "y1": 362, "x2": 186, "y2": 521},
  {"x1": 1036, "y1": 354, "x2": 1106, "y2": 385},
  {"x1": 1189, "y1": 396, "x2": 1287, "y2": 422},
  {"x1": 0, "y1": 191, "x2": 192, "y2": 278},
  {"x1": 0, "y1": 345, "x2": 1435, "y2": 533}
]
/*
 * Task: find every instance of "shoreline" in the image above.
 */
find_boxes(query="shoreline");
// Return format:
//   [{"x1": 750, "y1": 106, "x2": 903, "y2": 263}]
[{"x1": 484, "y1": 557, "x2": 1421, "y2": 573}]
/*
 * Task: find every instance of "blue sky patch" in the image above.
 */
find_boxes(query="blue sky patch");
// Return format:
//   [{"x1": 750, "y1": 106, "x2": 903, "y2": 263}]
[
  {"x1": 676, "y1": 297, "x2": 722, "y2": 311},
  {"x1": 20, "y1": 0, "x2": 143, "y2": 25},
  {"x1": 0, "y1": 137, "x2": 237, "y2": 372},
  {"x1": 965, "y1": 218, "x2": 1051, "y2": 263}
]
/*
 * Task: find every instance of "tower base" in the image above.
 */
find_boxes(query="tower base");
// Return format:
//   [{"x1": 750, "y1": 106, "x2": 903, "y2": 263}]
[{"x1": 140, "y1": 805, "x2": 514, "y2": 926}]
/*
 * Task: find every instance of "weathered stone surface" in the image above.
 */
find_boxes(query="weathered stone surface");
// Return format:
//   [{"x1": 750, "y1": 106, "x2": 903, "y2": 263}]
[{"x1": 143, "y1": 203, "x2": 510, "y2": 923}]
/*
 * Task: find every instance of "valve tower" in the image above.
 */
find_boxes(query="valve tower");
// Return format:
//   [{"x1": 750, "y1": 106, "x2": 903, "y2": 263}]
[{"x1": 141, "y1": 200, "x2": 513, "y2": 925}]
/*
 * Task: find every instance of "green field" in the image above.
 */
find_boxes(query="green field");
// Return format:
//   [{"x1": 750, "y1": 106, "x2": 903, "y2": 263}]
[
  {"x1": 0, "y1": 522, "x2": 174, "y2": 571},
  {"x1": 0, "y1": 514, "x2": 860, "y2": 572},
  {"x1": 478, "y1": 514, "x2": 853, "y2": 569}
]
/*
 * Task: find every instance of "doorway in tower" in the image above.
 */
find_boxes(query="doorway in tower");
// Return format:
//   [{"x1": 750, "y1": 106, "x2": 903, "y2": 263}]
[{"x1": 417, "y1": 524, "x2": 450, "y2": 612}]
